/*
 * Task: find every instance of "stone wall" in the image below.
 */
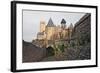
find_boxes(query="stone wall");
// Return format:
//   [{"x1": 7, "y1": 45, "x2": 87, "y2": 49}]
[{"x1": 71, "y1": 13, "x2": 91, "y2": 46}]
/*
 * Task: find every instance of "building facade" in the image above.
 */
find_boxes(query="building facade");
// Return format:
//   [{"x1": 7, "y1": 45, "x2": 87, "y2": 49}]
[{"x1": 35, "y1": 18, "x2": 73, "y2": 48}]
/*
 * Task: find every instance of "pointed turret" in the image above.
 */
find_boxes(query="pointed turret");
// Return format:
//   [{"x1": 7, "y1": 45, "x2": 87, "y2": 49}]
[
  {"x1": 47, "y1": 18, "x2": 55, "y2": 27},
  {"x1": 69, "y1": 23, "x2": 73, "y2": 29},
  {"x1": 61, "y1": 19, "x2": 66, "y2": 29},
  {"x1": 61, "y1": 19, "x2": 66, "y2": 24}
]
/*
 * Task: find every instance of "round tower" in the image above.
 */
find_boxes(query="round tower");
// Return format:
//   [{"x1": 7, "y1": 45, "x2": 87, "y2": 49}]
[{"x1": 40, "y1": 20, "x2": 46, "y2": 32}]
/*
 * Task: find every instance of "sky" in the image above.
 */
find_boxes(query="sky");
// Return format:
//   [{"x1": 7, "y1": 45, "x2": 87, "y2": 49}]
[{"x1": 23, "y1": 10, "x2": 86, "y2": 42}]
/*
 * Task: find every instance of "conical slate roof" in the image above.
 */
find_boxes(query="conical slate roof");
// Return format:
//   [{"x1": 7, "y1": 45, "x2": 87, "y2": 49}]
[
  {"x1": 61, "y1": 19, "x2": 66, "y2": 24},
  {"x1": 47, "y1": 18, "x2": 55, "y2": 27},
  {"x1": 69, "y1": 23, "x2": 73, "y2": 29}
]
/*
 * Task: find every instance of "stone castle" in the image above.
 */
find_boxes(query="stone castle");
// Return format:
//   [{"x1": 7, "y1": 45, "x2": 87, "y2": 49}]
[
  {"x1": 23, "y1": 13, "x2": 91, "y2": 62},
  {"x1": 37, "y1": 18, "x2": 73, "y2": 40},
  {"x1": 32, "y1": 18, "x2": 73, "y2": 48}
]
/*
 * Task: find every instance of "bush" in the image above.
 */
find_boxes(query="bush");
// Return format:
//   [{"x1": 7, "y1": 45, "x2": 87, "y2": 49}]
[{"x1": 56, "y1": 44, "x2": 64, "y2": 53}]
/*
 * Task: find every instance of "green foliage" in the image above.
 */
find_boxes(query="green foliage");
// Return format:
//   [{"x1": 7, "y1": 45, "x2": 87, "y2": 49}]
[
  {"x1": 70, "y1": 42, "x2": 75, "y2": 47},
  {"x1": 56, "y1": 43, "x2": 65, "y2": 53},
  {"x1": 77, "y1": 33, "x2": 90, "y2": 46},
  {"x1": 52, "y1": 42, "x2": 65, "y2": 57}
]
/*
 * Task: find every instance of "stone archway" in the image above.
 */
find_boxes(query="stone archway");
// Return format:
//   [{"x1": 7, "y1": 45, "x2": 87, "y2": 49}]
[{"x1": 46, "y1": 46, "x2": 55, "y2": 57}]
